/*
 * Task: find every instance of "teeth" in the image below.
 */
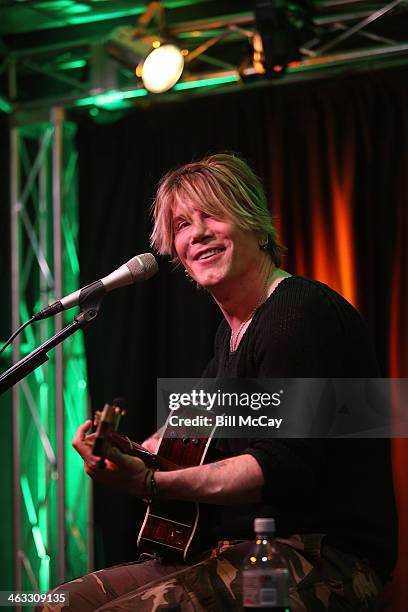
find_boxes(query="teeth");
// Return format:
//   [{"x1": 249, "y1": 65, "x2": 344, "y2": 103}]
[{"x1": 198, "y1": 249, "x2": 222, "y2": 260}]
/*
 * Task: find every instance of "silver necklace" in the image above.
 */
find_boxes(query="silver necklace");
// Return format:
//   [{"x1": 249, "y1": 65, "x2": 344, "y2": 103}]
[{"x1": 229, "y1": 272, "x2": 270, "y2": 353}]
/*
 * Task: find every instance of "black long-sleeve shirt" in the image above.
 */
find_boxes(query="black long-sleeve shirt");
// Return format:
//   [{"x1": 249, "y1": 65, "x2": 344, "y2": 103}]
[{"x1": 204, "y1": 276, "x2": 397, "y2": 580}]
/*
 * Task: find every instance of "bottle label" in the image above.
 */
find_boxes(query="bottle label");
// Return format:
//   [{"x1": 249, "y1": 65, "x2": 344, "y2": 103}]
[{"x1": 243, "y1": 569, "x2": 289, "y2": 608}]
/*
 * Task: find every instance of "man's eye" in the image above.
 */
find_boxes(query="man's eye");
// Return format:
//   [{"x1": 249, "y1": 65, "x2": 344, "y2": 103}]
[{"x1": 175, "y1": 220, "x2": 188, "y2": 231}]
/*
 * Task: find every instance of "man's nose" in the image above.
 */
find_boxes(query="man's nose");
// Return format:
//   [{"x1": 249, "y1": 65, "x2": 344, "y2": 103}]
[{"x1": 191, "y1": 218, "x2": 211, "y2": 242}]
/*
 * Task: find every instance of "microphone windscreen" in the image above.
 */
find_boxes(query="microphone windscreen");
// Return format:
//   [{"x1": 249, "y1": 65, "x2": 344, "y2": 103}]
[{"x1": 127, "y1": 253, "x2": 158, "y2": 281}]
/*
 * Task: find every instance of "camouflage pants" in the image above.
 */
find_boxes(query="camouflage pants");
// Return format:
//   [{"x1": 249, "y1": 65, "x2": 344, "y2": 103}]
[{"x1": 38, "y1": 535, "x2": 384, "y2": 611}]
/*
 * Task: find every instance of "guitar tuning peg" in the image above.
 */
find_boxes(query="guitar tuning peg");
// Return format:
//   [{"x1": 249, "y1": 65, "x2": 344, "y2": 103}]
[
  {"x1": 113, "y1": 396, "x2": 127, "y2": 416},
  {"x1": 93, "y1": 410, "x2": 102, "y2": 426}
]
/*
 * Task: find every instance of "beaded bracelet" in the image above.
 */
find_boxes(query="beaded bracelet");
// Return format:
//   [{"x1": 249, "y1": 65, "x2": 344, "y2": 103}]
[{"x1": 143, "y1": 468, "x2": 152, "y2": 500}]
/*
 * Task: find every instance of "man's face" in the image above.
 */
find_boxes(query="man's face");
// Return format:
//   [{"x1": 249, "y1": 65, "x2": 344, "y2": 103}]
[{"x1": 172, "y1": 198, "x2": 262, "y2": 290}]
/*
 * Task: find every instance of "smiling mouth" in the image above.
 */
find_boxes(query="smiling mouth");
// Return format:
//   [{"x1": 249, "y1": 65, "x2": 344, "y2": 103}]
[{"x1": 195, "y1": 248, "x2": 225, "y2": 261}]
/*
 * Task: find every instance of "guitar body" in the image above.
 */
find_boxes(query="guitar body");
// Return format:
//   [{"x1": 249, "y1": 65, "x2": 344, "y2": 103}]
[{"x1": 93, "y1": 403, "x2": 217, "y2": 562}]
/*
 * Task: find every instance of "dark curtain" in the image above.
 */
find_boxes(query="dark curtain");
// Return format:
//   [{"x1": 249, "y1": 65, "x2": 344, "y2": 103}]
[{"x1": 77, "y1": 67, "x2": 408, "y2": 608}]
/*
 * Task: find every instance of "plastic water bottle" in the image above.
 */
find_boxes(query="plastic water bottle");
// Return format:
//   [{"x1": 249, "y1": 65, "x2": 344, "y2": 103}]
[{"x1": 242, "y1": 518, "x2": 290, "y2": 611}]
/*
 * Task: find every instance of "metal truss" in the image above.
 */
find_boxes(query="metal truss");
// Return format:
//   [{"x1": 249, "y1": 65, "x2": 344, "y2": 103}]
[
  {"x1": 10, "y1": 108, "x2": 92, "y2": 600},
  {"x1": 0, "y1": 2, "x2": 407, "y2": 113}
]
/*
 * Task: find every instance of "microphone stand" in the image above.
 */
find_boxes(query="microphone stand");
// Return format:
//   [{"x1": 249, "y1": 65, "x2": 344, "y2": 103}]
[{"x1": 0, "y1": 293, "x2": 102, "y2": 395}]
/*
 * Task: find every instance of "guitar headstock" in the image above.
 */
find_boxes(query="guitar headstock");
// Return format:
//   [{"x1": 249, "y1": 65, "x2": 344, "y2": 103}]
[
  {"x1": 94, "y1": 400, "x2": 126, "y2": 432},
  {"x1": 93, "y1": 398, "x2": 126, "y2": 458}
]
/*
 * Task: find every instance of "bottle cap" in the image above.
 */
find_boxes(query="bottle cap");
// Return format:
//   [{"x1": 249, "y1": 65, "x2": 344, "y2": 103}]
[{"x1": 254, "y1": 517, "x2": 275, "y2": 533}]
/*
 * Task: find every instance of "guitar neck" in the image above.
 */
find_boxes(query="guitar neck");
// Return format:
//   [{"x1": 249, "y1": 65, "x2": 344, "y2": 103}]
[{"x1": 108, "y1": 432, "x2": 180, "y2": 471}]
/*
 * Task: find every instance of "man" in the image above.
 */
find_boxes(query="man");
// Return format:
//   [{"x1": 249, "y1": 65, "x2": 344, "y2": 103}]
[{"x1": 42, "y1": 154, "x2": 397, "y2": 611}]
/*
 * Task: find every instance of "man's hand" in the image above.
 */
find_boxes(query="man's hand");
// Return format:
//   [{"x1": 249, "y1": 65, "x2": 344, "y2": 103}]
[{"x1": 72, "y1": 420, "x2": 151, "y2": 498}]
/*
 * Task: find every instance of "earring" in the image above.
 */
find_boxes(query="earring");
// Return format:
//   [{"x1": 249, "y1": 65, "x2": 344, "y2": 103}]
[
  {"x1": 260, "y1": 237, "x2": 269, "y2": 250},
  {"x1": 184, "y1": 268, "x2": 193, "y2": 282}
]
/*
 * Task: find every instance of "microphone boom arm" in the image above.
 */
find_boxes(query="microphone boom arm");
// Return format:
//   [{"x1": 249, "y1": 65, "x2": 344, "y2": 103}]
[{"x1": 0, "y1": 305, "x2": 99, "y2": 396}]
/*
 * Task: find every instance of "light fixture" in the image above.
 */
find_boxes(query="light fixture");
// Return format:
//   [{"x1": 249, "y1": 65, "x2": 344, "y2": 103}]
[
  {"x1": 141, "y1": 43, "x2": 184, "y2": 93},
  {"x1": 107, "y1": 25, "x2": 184, "y2": 94},
  {"x1": 254, "y1": 0, "x2": 311, "y2": 77}
]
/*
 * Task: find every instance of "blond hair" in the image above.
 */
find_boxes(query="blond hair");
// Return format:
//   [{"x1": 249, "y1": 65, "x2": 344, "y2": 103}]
[{"x1": 150, "y1": 153, "x2": 284, "y2": 266}]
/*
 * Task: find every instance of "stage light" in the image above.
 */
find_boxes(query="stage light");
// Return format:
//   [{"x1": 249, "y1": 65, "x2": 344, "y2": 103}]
[
  {"x1": 254, "y1": 0, "x2": 311, "y2": 77},
  {"x1": 107, "y1": 26, "x2": 184, "y2": 94},
  {"x1": 141, "y1": 44, "x2": 184, "y2": 93}
]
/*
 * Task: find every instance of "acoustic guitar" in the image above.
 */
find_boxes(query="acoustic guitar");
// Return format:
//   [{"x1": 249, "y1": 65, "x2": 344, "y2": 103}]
[{"x1": 92, "y1": 399, "x2": 217, "y2": 562}]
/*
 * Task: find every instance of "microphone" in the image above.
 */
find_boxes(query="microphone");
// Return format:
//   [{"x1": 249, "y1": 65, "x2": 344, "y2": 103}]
[{"x1": 33, "y1": 253, "x2": 158, "y2": 321}]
